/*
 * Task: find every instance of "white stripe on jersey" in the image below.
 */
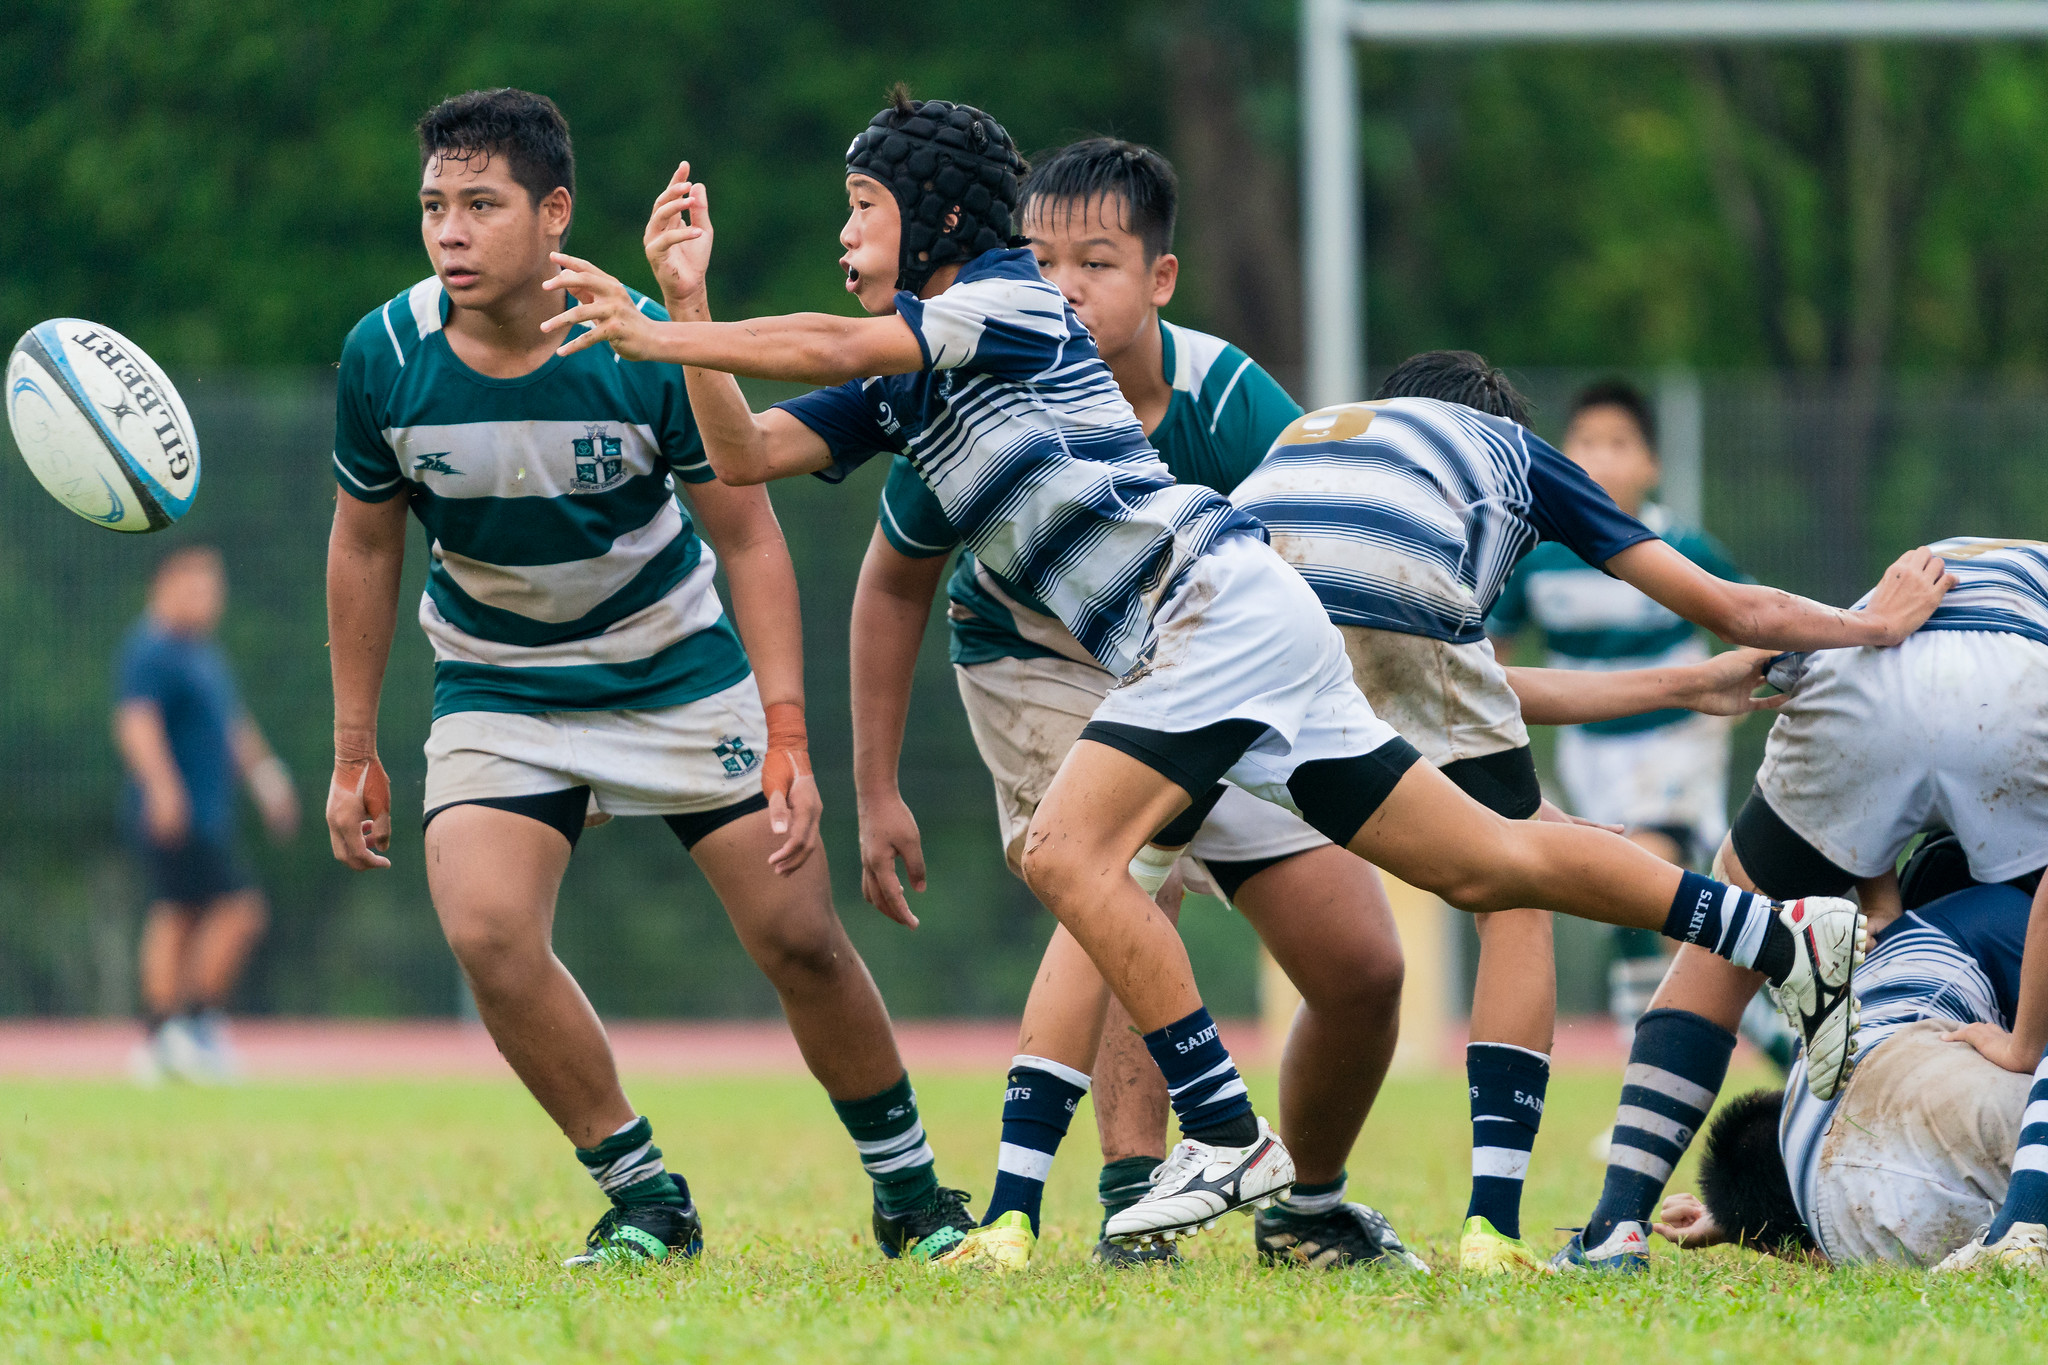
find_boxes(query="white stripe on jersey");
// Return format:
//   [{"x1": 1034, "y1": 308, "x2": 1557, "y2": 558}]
[
  {"x1": 1920, "y1": 537, "x2": 2048, "y2": 645},
  {"x1": 432, "y1": 498, "x2": 685, "y2": 623},
  {"x1": 1780, "y1": 914, "x2": 2003, "y2": 1257},
  {"x1": 385, "y1": 420, "x2": 664, "y2": 501},
  {"x1": 419, "y1": 548, "x2": 727, "y2": 670}
]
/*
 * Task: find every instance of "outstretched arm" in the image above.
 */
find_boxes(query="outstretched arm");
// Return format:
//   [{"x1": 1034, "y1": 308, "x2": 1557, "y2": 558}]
[
  {"x1": 1506, "y1": 648, "x2": 1782, "y2": 726},
  {"x1": 685, "y1": 477, "x2": 820, "y2": 876},
  {"x1": 1607, "y1": 539, "x2": 1954, "y2": 650},
  {"x1": 850, "y1": 526, "x2": 949, "y2": 927}
]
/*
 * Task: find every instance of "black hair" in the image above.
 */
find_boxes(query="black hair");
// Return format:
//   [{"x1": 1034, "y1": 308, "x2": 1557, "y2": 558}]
[
  {"x1": 1020, "y1": 138, "x2": 1178, "y2": 261},
  {"x1": 1697, "y1": 1089, "x2": 1816, "y2": 1256},
  {"x1": 1570, "y1": 378, "x2": 1658, "y2": 452},
  {"x1": 416, "y1": 89, "x2": 576, "y2": 218},
  {"x1": 1375, "y1": 350, "x2": 1531, "y2": 425}
]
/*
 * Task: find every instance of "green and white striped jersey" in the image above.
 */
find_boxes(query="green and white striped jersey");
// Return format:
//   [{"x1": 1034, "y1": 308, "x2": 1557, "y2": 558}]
[
  {"x1": 874, "y1": 318, "x2": 1302, "y2": 667},
  {"x1": 333, "y1": 277, "x2": 749, "y2": 720}
]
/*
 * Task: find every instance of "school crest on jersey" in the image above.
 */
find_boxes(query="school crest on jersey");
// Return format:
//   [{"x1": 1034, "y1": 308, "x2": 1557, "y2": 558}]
[
  {"x1": 714, "y1": 735, "x2": 759, "y2": 777},
  {"x1": 570, "y1": 427, "x2": 627, "y2": 493}
]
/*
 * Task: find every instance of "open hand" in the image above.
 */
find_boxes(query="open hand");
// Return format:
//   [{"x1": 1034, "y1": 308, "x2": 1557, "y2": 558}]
[
  {"x1": 541, "y1": 253, "x2": 662, "y2": 360},
  {"x1": 644, "y1": 161, "x2": 714, "y2": 315},
  {"x1": 1941, "y1": 1020, "x2": 2041, "y2": 1073},
  {"x1": 1861, "y1": 547, "x2": 1957, "y2": 645},
  {"x1": 858, "y1": 792, "x2": 925, "y2": 929}
]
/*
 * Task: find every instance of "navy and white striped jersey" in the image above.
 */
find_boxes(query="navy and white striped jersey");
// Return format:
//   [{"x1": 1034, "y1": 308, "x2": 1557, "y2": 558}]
[
  {"x1": 1912, "y1": 538, "x2": 2048, "y2": 646},
  {"x1": 1780, "y1": 885, "x2": 2030, "y2": 1257},
  {"x1": 1229, "y1": 398, "x2": 1655, "y2": 644},
  {"x1": 776, "y1": 249, "x2": 1262, "y2": 677}
]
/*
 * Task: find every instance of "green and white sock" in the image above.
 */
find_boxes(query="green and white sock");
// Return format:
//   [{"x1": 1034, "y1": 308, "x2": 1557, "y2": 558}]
[
  {"x1": 1278, "y1": 1173, "x2": 1347, "y2": 1218},
  {"x1": 575, "y1": 1116, "x2": 689, "y2": 1206},
  {"x1": 832, "y1": 1073, "x2": 939, "y2": 1214},
  {"x1": 1098, "y1": 1155, "x2": 1158, "y2": 1234}
]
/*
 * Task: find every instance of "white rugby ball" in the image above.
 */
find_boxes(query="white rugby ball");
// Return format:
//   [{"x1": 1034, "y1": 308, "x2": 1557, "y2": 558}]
[{"x1": 5, "y1": 319, "x2": 200, "y2": 532}]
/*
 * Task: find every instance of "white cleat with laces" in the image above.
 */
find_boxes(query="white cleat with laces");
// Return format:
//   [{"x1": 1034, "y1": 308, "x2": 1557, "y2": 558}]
[
  {"x1": 1103, "y1": 1117, "x2": 1295, "y2": 1247},
  {"x1": 1765, "y1": 896, "x2": 1868, "y2": 1101},
  {"x1": 1935, "y1": 1222, "x2": 2048, "y2": 1275}
]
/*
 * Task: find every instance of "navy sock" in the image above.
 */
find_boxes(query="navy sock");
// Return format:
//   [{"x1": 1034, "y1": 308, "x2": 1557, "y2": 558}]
[
  {"x1": 983, "y1": 1056, "x2": 1090, "y2": 1236},
  {"x1": 1143, "y1": 1008, "x2": 1257, "y2": 1146},
  {"x1": 1465, "y1": 1043, "x2": 1549, "y2": 1240},
  {"x1": 1662, "y1": 870, "x2": 1793, "y2": 981},
  {"x1": 1582, "y1": 1008, "x2": 1734, "y2": 1249},
  {"x1": 1988, "y1": 1051, "x2": 2048, "y2": 1242}
]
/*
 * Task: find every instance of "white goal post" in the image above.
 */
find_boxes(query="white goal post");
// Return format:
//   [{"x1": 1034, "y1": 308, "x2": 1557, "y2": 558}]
[{"x1": 1300, "y1": 0, "x2": 2048, "y2": 409}]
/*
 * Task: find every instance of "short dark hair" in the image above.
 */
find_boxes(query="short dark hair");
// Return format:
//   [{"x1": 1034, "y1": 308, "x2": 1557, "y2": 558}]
[
  {"x1": 1570, "y1": 378, "x2": 1658, "y2": 452},
  {"x1": 1020, "y1": 138, "x2": 1179, "y2": 261},
  {"x1": 416, "y1": 89, "x2": 576, "y2": 215},
  {"x1": 1375, "y1": 350, "x2": 1530, "y2": 425},
  {"x1": 1697, "y1": 1089, "x2": 1816, "y2": 1255}
]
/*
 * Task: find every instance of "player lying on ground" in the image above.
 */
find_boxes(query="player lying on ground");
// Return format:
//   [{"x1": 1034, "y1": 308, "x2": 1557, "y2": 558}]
[
  {"x1": 541, "y1": 87, "x2": 1945, "y2": 1249},
  {"x1": 323, "y1": 88, "x2": 973, "y2": 1268},
  {"x1": 1650, "y1": 853, "x2": 2047, "y2": 1270},
  {"x1": 1555, "y1": 538, "x2": 2048, "y2": 1271},
  {"x1": 1488, "y1": 379, "x2": 1794, "y2": 1073},
  {"x1": 852, "y1": 137, "x2": 1417, "y2": 1273},
  {"x1": 1227, "y1": 355, "x2": 1958, "y2": 1273}
]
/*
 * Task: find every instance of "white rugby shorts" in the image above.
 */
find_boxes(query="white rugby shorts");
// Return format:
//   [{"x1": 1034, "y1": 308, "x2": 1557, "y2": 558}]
[
  {"x1": 953, "y1": 652, "x2": 1329, "y2": 881},
  {"x1": 423, "y1": 673, "x2": 769, "y2": 819},
  {"x1": 1337, "y1": 625, "x2": 1528, "y2": 767},
  {"x1": 1810, "y1": 1020, "x2": 2030, "y2": 1267},
  {"x1": 1557, "y1": 712, "x2": 1733, "y2": 854},
  {"x1": 1088, "y1": 534, "x2": 1404, "y2": 819},
  {"x1": 1756, "y1": 630, "x2": 2048, "y2": 883}
]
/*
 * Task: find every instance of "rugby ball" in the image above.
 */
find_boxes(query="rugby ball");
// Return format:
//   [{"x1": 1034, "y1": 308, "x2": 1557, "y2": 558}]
[{"x1": 5, "y1": 319, "x2": 200, "y2": 532}]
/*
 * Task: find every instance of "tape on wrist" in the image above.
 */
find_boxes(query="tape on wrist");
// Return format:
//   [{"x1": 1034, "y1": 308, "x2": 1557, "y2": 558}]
[{"x1": 762, "y1": 701, "x2": 813, "y2": 798}]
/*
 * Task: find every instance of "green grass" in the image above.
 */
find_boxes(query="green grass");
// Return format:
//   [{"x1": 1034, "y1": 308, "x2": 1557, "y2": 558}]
[{"x1": 3, "y1": 1064, "x2": 2045, "y2": 1363}]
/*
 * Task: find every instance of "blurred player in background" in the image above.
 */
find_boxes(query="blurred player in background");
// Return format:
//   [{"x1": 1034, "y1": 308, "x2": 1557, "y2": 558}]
[
  {"x1": 849, "y1": 139, "x2": 1417, "y2": 1273},
  {"x1": 116, "y1": 545, "x2": 299, "y2": 1084},
  {"x1": 325, "y1": 89, "x2": 972, "y2": 1269},
  {"x1": 1487, "y1": 379, "x2": 1791, "y2": 1066}
]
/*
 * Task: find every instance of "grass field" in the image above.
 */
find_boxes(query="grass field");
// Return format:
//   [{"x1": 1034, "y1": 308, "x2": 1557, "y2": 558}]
[{"x1": 5, "y1": 1064, "x2": 2047, "y2": 1363}]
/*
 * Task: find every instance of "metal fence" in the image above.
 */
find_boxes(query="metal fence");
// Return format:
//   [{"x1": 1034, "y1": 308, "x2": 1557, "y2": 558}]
[{"x1": 2, "y1": 367, "x2": 2043, "y2": 1019}]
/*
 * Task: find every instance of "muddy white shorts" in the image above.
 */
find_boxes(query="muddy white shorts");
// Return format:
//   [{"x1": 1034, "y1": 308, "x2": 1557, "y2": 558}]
[
  {"x1": 954, "y1": 651, "x2": 1329, "y2": 879},
  {"x1": 1337, "y1": 626, "x2": 1528, "y2": 766},
  {"x1": 1087, "y1": 534, "x2": 1409, "y2": 833},
  {"x1": 1810, "y1": 1020, "x2": 2029, "y2": 1267},
  {"x1": 1557, "y1": 712, "x2": 1733, "y2": 854},
  {"x1": 422, "y1": 673, "x2": 768, "y2": 818},
  {"x1": 1755, "y1": 630, "x2": 2048, "y2": 883}
]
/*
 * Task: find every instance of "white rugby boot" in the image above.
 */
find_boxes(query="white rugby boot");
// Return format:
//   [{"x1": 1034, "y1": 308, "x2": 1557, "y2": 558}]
[
  {"x1": 1934, "y1": 1223, "x2": 2048, "y2": 1275},
  {"x1": 1764, "y1": 896, "x2": 1867, "y2": 1101},
  {"x1": 1104, "y1": 1117, "x2": 1294, "y2": 1247}
]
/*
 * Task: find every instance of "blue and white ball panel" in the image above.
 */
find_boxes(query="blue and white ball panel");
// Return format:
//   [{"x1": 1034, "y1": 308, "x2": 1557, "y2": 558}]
[{"x1": 5, "y1": 319, "x2": 200, "y2": 533}]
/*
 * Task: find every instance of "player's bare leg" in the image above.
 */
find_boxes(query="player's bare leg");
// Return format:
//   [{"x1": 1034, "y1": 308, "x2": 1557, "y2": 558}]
[
  {"x1": 688, "y1": 809, "x2": 908, "y2": 1102},
  {"x1": 184, "y1": 889, "x2": 268, "y2": 1009},
  {"x1": 1022, "y1": 742, "x2": 1294, "y2": 1245},
  {"x1": 425, "y1": 805, "x2": 633, "y2": 1146}
]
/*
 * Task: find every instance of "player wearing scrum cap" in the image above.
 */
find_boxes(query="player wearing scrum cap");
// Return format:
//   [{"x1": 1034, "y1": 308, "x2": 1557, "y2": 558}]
[
  {"x1": 543, "y1": 87, "x2": 1938, "y2": 1254},
  {"x1": 849, "y1": 137, "x2": 1418, "y2": 1273},
  {"x1": 323, "y1": 87, "x2": 973, "y2": 1269}
]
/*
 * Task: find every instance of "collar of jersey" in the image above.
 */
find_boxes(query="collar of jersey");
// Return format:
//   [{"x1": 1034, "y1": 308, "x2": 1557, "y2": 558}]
[{"x1": 429, "y1": 287, "x2": 583, "y2": 390}]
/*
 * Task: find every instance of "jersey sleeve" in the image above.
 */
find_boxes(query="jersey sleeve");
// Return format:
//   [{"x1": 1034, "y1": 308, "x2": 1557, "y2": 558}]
[
  {"x1": 332, "y1": 322, "x2": 407, "y2": 503},
  {"x1": 893, "y1": 276, "x2": 1068, "y2": 378},
  {"x1": 1523, "y1": 433, "x2": 1659, "y2": 569},
  {"x1": 773, "y1": 380, "x2": 897, "y2": 484},
  {"x1": 632, "y1": 293, "x2": 715, "y2": 485},
  {"x1": 1206, "y1": 351, "x2": 1303, "y2": 491},
  {"x1": 876, "y1": 456, "x2": 960, "y2": 559}
]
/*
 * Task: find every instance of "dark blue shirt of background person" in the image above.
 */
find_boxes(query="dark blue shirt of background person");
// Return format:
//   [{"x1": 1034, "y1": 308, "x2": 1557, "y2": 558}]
[{"x1": 115, "y1": 619, "x2": 244, "y2": 841}]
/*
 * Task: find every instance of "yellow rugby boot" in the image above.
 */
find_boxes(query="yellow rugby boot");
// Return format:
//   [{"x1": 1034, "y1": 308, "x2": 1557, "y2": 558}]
[
  {"x1": 1459, "y1": 1215, "x2": 1555, "y2": 1275},
  {"x1": 931, "y1": 1210, "x2": 1037, "y2": 1272}
]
